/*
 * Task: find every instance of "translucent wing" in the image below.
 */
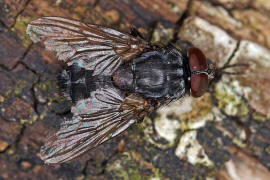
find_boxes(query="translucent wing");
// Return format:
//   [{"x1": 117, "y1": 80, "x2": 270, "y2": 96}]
[
  {"x1": 26, "y1": 16, "x2": 149, "y2": 75},
  {"x1": 41, "y1": 87, "x2": 153, "y2": 164}
]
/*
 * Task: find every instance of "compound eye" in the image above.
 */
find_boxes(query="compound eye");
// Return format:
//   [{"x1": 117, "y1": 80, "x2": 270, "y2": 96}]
[
  {"x1": 188, "y1": 47, "x2": 207, "y2": 71},
  {"x1": 191, "y1": 73, "x2": 208, "y2": 97}
]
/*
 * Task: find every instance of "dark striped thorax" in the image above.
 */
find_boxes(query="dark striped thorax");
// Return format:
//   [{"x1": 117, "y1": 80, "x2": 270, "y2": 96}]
[{"x1": 113, "y1": 47, "x2": 188, "y2": 101}]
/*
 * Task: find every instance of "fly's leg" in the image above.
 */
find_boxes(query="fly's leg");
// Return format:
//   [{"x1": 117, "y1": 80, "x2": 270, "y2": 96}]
[
  {"x1": 121, "y1": 94, "x2": 158, "y2": 123},
  {"x1": 137, "y1": 117, "x2": 144, "y2": 123},
  {"x1": 130, "y1": 27, "x2": 144, "y2": 39}
]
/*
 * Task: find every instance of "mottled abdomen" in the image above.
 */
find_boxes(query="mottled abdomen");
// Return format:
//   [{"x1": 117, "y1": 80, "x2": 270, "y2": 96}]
[
  {"x1": 113, "y1": 48, "x2": 187, "y2": 100},
  {"x1": 58, "y1": 64, "x2": 112, "y2": 104}
]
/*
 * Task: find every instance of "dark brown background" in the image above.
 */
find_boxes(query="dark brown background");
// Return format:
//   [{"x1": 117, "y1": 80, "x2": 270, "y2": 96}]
[{"x1": 0, "y1": 0, "x2": 270, "y2": 179}]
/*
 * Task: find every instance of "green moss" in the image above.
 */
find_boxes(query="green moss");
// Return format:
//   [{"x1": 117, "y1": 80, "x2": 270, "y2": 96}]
[
  {"x1": 252, "y1": 113, "x2": 268, "y2": 122},
  {"x1": 14, "y1": 81, "x2": 28, "y2": 95},
  {"x1": 135, "y1": 116, "x2": 149, "y2": 131},
  {"x1": 206, "y1": 167, "x2": 218, "y2": 178},
  {"x1": 151, "y1": 22, "x2": 174, "y2": 44},
  {"x1": 232, "y1": 137, "x2": 246, "y2": 148},
  {"x1": 37, "y1": 80, "x2": 56, "y2": 91},
  {"x1": 20, "y1": 114, "x2": 38, "y2": 125},
  {"x1": 265, "y1": 145, "x2": 270, "y2": 155},
  {"x1": 107, "y1": 151, "x2": 160, "y2": 180},
  {"x1": 11, "y1": 15, "x2": 33, "y2": 47},
  {"x1": 37, "y1": 80, "x2": 64, "y2": 103},
  {"x1": 5, "y1": 80, "x2": 28, "y2": 98},
  {"x1": 127, "y1": 168, "x2": 141, "y2": 180},
  {"x1": 214, "y1": 81, "x2": 249, "y2": 116}
]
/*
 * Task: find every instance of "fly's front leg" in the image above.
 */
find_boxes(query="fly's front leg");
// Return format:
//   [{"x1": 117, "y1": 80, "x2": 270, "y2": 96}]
[{"x1": 130, "y1": 27, "x2": 144, "y2": 40}]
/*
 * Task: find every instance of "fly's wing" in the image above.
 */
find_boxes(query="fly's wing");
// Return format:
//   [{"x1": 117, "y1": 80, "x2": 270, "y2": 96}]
[
  {"x1": 26, "y1": 17, "x2": 149, "y2": 75},
  {"x1": 41, "y1": 87, "x2": 153, "y2": 164}
]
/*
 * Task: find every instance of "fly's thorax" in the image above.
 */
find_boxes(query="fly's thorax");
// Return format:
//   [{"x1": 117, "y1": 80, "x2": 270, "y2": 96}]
[
  {"x1": 114, "y1": 48, "x2": 187, "y2": 100},
  {"x1": 113, "y1": 62, "x2": 134, "y2": 91}
]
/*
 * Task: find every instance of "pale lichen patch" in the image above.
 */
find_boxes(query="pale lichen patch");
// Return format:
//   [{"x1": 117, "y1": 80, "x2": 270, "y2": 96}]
[
  {"x1": 151, "y1": 22, "x2": 174, "y2": 44},
  {"x1": 232, "y1": 129, "x2": 247, "y2": 148},
  {"x1": 154, "y1": 115, "x2": 180, "y2": 145},
  {"x1": 152, "y1": 98, "x2": 193, "y2": 147},
  {"x1": 175, "y1": 130, "x2": 214, "y2": 166},
  {"x1": 186, "y1": 112, "x2": 214, "y2": 130}
]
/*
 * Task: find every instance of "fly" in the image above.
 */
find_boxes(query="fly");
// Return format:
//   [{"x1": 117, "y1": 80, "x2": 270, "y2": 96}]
[{"x1": 27, "y1": 17, "x2": 235, "y2": 164}]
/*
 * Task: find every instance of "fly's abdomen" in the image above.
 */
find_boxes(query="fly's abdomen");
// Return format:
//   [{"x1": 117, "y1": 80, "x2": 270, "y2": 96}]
[
  {"x1": 58, "y1": 64, "x2": 112, "y2": 104},
  {"x1": 58, "y1": 65, "x2": 91, "y2": 103}
]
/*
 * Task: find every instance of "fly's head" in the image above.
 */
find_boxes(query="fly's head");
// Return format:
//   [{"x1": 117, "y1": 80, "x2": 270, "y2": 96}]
[
  {"x1": 186, "y1": 47, "x2": 215, "y2": 97},
  {"x1": 186, "y1": 47, "x2": 248, "y2": 97}
]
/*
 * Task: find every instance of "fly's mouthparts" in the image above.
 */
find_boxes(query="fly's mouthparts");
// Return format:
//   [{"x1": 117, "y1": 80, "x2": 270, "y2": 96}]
[{"x1": 191, "y1": 68, "x2": 214, "y2": 77}]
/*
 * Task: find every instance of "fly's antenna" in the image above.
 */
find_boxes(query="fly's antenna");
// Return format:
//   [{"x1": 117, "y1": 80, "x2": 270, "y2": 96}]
[
  {"x1": 217, "y1": 63, "x2": 249, "y2": 75},
  {"x1": 208, "y1": 61, "x2": 249, "y2": 86}
]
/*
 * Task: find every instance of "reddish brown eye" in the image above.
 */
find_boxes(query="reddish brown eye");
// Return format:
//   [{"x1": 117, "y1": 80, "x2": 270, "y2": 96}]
[
  {"x1": 191, "y1": 74, "x2": 208, "y2": 97},
  {"x1": 188, "y1": 47, "x2": 207, "y2": 71}
]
